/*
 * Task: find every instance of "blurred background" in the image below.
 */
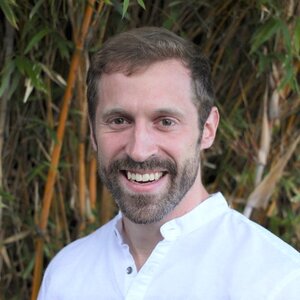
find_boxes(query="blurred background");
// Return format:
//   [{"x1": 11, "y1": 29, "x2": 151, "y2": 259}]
[{"x1": 0, "y1": 0, "x2": 299, "y2": 299}]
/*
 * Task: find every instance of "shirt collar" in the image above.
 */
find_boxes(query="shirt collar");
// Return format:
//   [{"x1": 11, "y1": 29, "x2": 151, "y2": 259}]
[
  {"x1": 160, "y1": 192, "x2": 228, "y2": 241},
  {"x1": 114, "y1": 192, "x2": 229, "y2": 242}
]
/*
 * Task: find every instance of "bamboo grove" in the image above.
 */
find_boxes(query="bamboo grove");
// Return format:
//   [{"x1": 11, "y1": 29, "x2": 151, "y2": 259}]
[{"x1": 0, "y1": 0, "x2": 299, "y2": 299}]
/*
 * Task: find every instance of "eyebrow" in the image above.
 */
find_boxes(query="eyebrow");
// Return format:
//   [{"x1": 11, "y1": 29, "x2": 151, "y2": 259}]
[
  {"x1": 101, "y1": 108, "x2": 131, "y2": 120},
  {"x1": 100, "y1": 107, "x2": 185, "y2": 120},
  {"x1": 153, "y1": 108, "x2": 185, "y2": 119}
]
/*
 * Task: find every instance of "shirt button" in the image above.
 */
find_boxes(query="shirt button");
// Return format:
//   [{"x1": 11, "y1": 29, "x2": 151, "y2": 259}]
[{"x1": 126, "y1": 266, "x2": 133, "y2": 274}]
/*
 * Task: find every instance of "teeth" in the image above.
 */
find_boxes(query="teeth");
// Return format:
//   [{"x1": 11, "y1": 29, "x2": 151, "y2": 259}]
[
  {"x1": 142, "y1": 174, "x2": 150, "y2": 182},
  {"x1": 127, "y1": 171, "x2": 163, "y2": 182}
]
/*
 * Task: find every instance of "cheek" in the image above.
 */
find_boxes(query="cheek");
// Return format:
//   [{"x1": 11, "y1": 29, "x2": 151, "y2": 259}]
[{"x1": 97, "y1": 134, "x2": 126, "y2": 161}]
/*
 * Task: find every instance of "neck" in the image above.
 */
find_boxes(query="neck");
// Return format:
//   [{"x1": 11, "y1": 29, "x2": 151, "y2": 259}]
[
  {"x1": 122, "y1": 218, "x2": 163, "y2": 271},
  {"x1": 121, "y1": 172, "x2": 209, "y2": 270}
]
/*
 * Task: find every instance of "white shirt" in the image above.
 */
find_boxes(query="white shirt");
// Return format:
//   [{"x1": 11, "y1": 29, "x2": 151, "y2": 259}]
[{"x1": 38, "y1": 193, "x2": 300, "y2": 299}]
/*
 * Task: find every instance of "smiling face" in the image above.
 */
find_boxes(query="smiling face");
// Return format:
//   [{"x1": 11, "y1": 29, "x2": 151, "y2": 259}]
[{"x1": 91, "y1": 59, "x2": 218, "y2": 224}]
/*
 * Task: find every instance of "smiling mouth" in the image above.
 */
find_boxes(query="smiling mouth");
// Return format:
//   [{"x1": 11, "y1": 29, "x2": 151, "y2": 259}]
[{"x1": 123, "y1": 171, "x2": 165, "y2": 183}]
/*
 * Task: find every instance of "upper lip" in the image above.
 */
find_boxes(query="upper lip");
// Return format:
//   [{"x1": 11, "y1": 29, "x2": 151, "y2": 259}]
[{"x1": 123, "y1": 169, "x2": 166, "y2": 174}]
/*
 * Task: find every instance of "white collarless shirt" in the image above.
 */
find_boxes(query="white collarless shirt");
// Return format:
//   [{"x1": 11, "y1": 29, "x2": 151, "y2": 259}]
[{"x1": 38, "y1": 193, "x2": 300, "y2": 299}]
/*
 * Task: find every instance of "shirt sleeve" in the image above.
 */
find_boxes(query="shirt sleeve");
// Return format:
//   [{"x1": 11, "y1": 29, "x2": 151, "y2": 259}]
[{"x1": 37, "y1": 266, "x2": 53, "y2": 300}]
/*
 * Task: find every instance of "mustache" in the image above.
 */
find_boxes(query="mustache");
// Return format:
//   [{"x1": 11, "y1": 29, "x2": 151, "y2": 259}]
[{"x1": 108, "y1": 156, "x2": 177, "y2": 175}]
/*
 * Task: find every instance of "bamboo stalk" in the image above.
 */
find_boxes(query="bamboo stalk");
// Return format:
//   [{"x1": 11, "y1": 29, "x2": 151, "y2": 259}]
[
  {"x1": 78, "y1": 143, "x2": 86, "y2": 231},
  {"x1": 31, "y1": 1, "x2": 96, "y2": 299},
  {"x1": 57, "y1": 181, "x2": 71, "y2": 244},
  {"x1": 89, "y1": 156, "x2": 97, "y2": 211},
  {"x1": 0, "y1": 19, "x2": 15, "y2": 277},
  {"x1": 78, "y1": 52, "x2": 90, "y2": 231}
]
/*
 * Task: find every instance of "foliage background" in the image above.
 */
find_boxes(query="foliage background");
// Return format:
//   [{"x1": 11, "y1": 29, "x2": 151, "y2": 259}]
[{"x1": 0, "y1": 0, "x2": 299, "y2": 299}]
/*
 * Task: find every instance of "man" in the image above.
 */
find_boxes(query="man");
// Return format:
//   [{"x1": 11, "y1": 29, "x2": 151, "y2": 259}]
[{"x1": 38, "y1": 27, "x2": 300, "y2": 299}]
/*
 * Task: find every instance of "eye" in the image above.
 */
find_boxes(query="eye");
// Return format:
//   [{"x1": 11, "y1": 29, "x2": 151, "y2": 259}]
[
  {"x1": 159, "y1": 118, "x2": 176, "y2": 127},
  {"x1": 107, "y1": 117, "x2": 131, "y2": 130},
  {"x1": 111, "y1": 117, "x2": 128, "y2": 125}
]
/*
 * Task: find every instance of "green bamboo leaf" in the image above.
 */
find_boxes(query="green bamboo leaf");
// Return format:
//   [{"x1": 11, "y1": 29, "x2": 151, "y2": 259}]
[
  {"x1": 0, "y1": 189, "x2": 15, "y2": 202},
  {"x1": 52, "y1": 32, "x2": 72, "y2": 60},
  {"x1": 137, "y1": 0, "x2": 145, "y2": 10},
  {"x1": 22, "y1": 257, "x2": 35, "y2": 280},
  {"x1": 281, "y1": 23, "x2": 292, "y2": 53},
  {"x1": 15, "y1": 56, "x2": 46, "y2": 93},
  {"x1": 25, "y1": 28, "x2": 52, "y2": 54},
  {"x1": 0, "y1": 0, "x2": 18, "y2": 29},
  {"x1": 6, "y1": 71, "x2": 20, "y2": 99},
  {"x1": 122, "y1": 0, "x2": 129, "y2": 18},
  {"x1": 294, "y1": 17, "x2": 300, "y2": 55},
  {"x1": 29, "y1": 0, "x2": 44, "y2": 19},
  {"x1": 0, "y1": 59, "x2": 15, "y2": 97},
  {"x1": 250, "y1": 18, "x2": 283, "y2": 53},
  {"x1": 27, "y1": 162, "x2": 48, "y2": 183},
  {"x1": 40, "y1": 63, "x2": 66, "y2": 87}
]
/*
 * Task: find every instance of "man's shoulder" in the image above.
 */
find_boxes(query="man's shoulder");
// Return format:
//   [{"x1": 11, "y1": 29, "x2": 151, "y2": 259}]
[
  {"x1": 38, "y1": 216, "x2": 121, "y2": 299},
  {"x1": 222, "y1": 206, "x2": 298, "y2": 252},
  {"x1": 47, "y1": 215, "x2": 118, "y2": 271}
]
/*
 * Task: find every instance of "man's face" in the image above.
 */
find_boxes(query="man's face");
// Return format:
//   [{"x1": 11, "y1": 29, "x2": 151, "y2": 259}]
[{"x1": 92, "y1": 60, "x2": 204, "y2": 224}]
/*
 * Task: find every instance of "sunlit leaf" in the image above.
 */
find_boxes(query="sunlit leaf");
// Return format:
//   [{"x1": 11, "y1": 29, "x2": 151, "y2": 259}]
[
  {"x1": 15, "y1": 56, "x2": 47, "y2": 92},
  {"x1": 0, "y1": 0, "x2": 18, "y2": 29},
  {"x1": 137, "y1": 0, "x2": 145, "y2": 10},
  {"x1": 40, "y1": 63, "x2": 66, "y2": 87},
  {"x1": 23, "y1": 78, "x2": 34, "y2": 103},
  {"x1": 122, "y1": 0, "x2": 130, "y2": 18}
]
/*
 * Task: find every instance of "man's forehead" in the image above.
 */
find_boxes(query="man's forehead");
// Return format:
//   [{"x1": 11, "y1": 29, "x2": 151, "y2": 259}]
[{"x1": 100, "y1": 58, "x2": 190, "y2": 80}]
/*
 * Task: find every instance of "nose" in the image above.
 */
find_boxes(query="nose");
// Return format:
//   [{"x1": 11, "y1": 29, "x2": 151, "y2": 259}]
[{"x1": 125, "y1": 122, "x2": 158, "y2": 162}]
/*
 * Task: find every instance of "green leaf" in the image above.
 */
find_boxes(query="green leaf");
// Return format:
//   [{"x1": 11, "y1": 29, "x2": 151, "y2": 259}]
[
  {"x1": 0, "y1": 0, "x2": 18, "y2": 29},
  {"x1": 29, "y1": 0, "x2": 44, "y2": 19},
  {"x1": 122, "y1": 0, "x2": 130, "y2": 18},
  {"x1": 15, "y1": 56, "x2": 47, "y2": 93},
  {"x1": 281, "y1": 23, "x2": 292, "y2": 54},
  {"x1": 53, "y1": 32, "x2": 73, "y2": 60},
  {"x1": 24, "y1": 28, "x2": 52, "y2": 54},
  {"x1": 27, "y1": 162, "x2": 48, "y2": 183},
  {"x1": 137, "y1": 0, "x2": 145, "y2": 10},
  {"x1": 0, "y1": 189, "x2": 15, "y2": 202},
  {"x1": 6, "y1": 71, "x2": 20, "y2": 99},
  {"x1": 250, "y1": 18, "x2": 283, "y2": 53},
  {"x1": 22, "y1": 257, "x2": 35, "y2": 279},
  {"x1": 0, "y1": 59, "x2": 15, "y2": 97},
  {"x1": 294, "y1": 17, "x2": 300, "y2": 55},
  {"x1": 39, "y1": 63, "x2": 66, "y2": 87}
]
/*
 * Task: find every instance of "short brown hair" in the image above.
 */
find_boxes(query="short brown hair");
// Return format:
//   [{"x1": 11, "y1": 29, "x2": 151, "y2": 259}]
[{"x1": 87, "y1": 27, "x2": 215, "y2": 129}]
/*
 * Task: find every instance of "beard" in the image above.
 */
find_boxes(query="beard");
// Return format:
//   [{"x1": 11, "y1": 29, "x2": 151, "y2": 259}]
[{"x1": 98, "y1": 153, "x2": 200, "y2": 224}]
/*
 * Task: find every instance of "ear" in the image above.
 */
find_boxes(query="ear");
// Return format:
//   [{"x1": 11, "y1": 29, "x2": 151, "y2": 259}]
[
  {"x1": 88, "y1": 117, "x2": 98, "y2": 151},
  {"x1": 200, "y1": 106, "x2": 219, "y2": 150}
]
